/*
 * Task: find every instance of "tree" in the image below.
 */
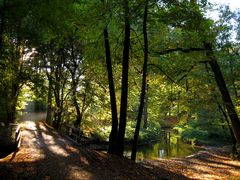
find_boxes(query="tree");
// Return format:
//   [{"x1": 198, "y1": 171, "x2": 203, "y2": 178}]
[
  {"x1": 204, "y1": 42, "x2": 240, "y2": 143},
  {"x1": 116, "y1": 0, "x2": 131, "y2": 157},
  {"x1": 103, "y1": 26, "x2": 119, "y2": 154},
  {"x1": 131, "y1": 0, "x2": 149, "y2": 161},
  {"x1": 62, "y1": 36, "x2": 85, "y2": 128},
  {"x1": 0, "y1": 0, "x2": 31, "y2": 124}
]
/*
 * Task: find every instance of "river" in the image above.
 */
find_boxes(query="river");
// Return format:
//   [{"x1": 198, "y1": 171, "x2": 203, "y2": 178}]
[{"x1": 124, "y1": 131, "x2": 199, "y2": 162}]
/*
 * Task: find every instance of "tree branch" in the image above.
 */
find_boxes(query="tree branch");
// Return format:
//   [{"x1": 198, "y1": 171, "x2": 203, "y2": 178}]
[
  {"x1": 148, "y1": 63, "x2": 181, "y2": 86},
  {"x1": 152, "y1": 47, "x2": 205, "y2": 56}
]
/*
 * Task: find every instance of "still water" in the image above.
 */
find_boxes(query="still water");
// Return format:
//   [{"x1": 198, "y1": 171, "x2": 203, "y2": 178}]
[{"x1": 124, "y1": 131, "x2": 199, "y2": 162}]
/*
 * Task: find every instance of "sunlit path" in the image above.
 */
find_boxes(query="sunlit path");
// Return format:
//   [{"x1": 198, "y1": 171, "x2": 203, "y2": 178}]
[
  {"x1": 0, "y1": 113, "x2": 94, "y2": 178},
  {"x1": 0, "y1": 113, "x2": 164, "y2": 179}
]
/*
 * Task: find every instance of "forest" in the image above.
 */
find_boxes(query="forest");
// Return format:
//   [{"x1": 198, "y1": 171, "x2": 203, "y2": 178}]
[{"x1": 0, "y1": 0, "x2": 240, "y2": 179}]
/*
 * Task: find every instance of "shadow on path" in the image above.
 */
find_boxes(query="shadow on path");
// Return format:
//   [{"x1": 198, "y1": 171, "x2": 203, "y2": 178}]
[{"x1": 0, "y1": 113, "x2": 187, "y2": 180}]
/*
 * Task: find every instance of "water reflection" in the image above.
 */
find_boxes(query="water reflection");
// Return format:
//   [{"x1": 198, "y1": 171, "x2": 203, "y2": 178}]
[{"x1": 124, "y1": 131, "x2": 198, "y2": 162}]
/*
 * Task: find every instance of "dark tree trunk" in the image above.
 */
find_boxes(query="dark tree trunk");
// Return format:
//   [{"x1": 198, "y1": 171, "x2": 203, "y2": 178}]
[
  {"x1": 73, "y1": 80, "x2": 82, "y2": 128},
  {"x1": 46, "y1": 79, "x2": 53, "y2": 125},
  {"x1": 205, "y1": 42, "x2": 240, "y2": 143},
  {"x1": 116, "y1": 0, "x2": 130, "y2": 157},
  {"x1": 53, "y1": 93, "x2": 61, "y2": 129},
  {"x1": 45, "y1": 58, "x2": 54, "y2": 125},
  {"x1": 103, "y1": 27, "x2": 119, "y2": 154},
  {"x1": 53, "y1": 63, "x2": 62, "y2": 129},
  {"x1": 75, "y1": 85, "x2": 88, "y2": 128},
  {"x1": 217, "y1": 103, "x2": 237, "y2": 153},
  {"x1": 131, "y1": 0, "x2": 149, "y2": 161},
  {"x1": 143, "y1": 83, "x2": 149, "y2": 129}
]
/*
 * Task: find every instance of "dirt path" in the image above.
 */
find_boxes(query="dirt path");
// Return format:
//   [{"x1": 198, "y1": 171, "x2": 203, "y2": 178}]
[
  {"x1": 0, "y1": 113, "x2": 167, "y2": 179},
  {"x1": 0, "y1": 113, "x2": 240, "y2": 179}
]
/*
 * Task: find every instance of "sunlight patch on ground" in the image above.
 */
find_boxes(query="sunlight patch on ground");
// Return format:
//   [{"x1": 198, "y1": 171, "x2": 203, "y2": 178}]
[
  {"x1": 68, "y1": 165, "x2": 93, "y2": 179},
  {"x1": 39, "y1": 124, "x2": 69, "y2": 157},
  {"x1": 79, "y1": 156, "x2": 90, "y2": 166},
  {"x1": 48, "y1": 144, "x2": 69, "y2": 157},
  {"x1": 19, "y1": 116, "x2": 79, "y2": 159},
  {"x1": 22, "y1": 121, "x2": 38, "y2": 131}
]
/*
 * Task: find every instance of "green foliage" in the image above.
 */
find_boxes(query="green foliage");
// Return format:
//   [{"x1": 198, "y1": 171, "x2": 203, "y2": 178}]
[
  {"x1": 0, "y1": 0, "x2": 239, "y2": 149},
  {"x1": 139, "y1": 121, "x2": 161, "y2": 142},
  {"x1": 175, "y1": 116, "x2": 231, "y2": 145}
]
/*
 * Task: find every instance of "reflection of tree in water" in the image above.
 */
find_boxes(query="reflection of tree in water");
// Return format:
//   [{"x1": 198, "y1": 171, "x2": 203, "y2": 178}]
[{"x1": 135, "y1": 130, "x2": 198, "y2": 161}]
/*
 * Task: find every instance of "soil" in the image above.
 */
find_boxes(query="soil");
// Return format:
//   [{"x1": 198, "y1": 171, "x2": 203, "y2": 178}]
[{"x1": 0, "y1": 113, "x2": 239, "y2": 179}]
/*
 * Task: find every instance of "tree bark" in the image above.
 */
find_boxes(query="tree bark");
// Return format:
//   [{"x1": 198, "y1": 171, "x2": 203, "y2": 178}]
[
  {"x1": 131, "y1": 0, "x2": 149, "y2": 161},
  {"x1": 217, "y1": 103, "x2": 237, "y2": 153},
  {"x1": 46, "y1": 80, "x2": 53, "y2": 125},
  {"x1": 116, "y1": 0, "x2": 130, "y2": 157},
  {"x1": 143, "y1": 83, "x2": 148, "y2": 129},
  {"x1": 205, "y1": 42, "x2": 240, "y2": 143},
  {"x1": 76, "y1": 84, "x2": 88, "y2": 127},
  {"x1": 103, "y1": 27, "x2": 119, "y2": 154},
  {"x1": 73, "y1": 80, "x2": 82, "y2": 128}
]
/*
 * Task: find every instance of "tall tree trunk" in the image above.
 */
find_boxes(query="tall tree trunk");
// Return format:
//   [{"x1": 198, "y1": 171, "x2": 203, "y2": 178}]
[
  {"x1": 53, "y1": 94, "x2": 61, "y2": 129},
  {"x1": 205, "y1": 42, "x2": 240, "y2": 143},
  {"x1": 53, "y1": 66, "x2": 62, "y2": 129},
  {"x1": 217, "y1": 103, "x2": 237, "y2": 153},
  {"x1": 143, "y1": 83, "x2": 149, "y2": 129},
  {"x1": 116, "y1": 0, "x2": 130, "y2": 157},
  {"x1": 103, "y1": 27, "x2": 119, "y2": 154},
  {"x1": 73, "y1": 80, "x2": 82, "y2": 128},
  {"x1": 75, "y1": 84, "x2": 87, "y2": 128},
  {"x1": 46, "y1": 79, "x2": 53, "y2": 125},
  {"x1": 131, "y1": 0, "x2": 149, "y2": 161}
]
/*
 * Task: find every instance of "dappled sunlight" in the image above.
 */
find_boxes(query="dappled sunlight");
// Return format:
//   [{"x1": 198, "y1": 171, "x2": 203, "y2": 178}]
[
  {"x1": 41, "y1": 132, "x2": 69, "y2": 157},
  {"x1": 1, "y1": 113, "x2": 239, "y2": 179},
  {"x1": 9, "y1": 121, "x2": 45, "y2": 162},
  {"x1": 68, "y1": 165, "x2": 93, "y2": 179},
  {"x1": 22, "y1": 120, "x2": 38, "y2": 131},
  {"x1": 142, "y1": 146, "x2": 240, "y2": 180}
]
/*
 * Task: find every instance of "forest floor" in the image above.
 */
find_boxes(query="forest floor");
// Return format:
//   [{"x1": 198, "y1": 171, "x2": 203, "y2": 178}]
[{"x1": 0, "y1": 113, "x2": 240, "y2": 180}]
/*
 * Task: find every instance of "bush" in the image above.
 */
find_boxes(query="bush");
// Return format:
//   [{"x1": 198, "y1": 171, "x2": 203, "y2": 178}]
[{"x1": 174, "y1": 118, "x2": 231, "y2": 146}]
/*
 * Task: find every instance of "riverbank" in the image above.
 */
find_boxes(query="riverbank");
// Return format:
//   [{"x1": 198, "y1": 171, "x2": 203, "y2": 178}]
[{"x1": 141, "y1": 146, "x2": 240, "y2": 179}]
